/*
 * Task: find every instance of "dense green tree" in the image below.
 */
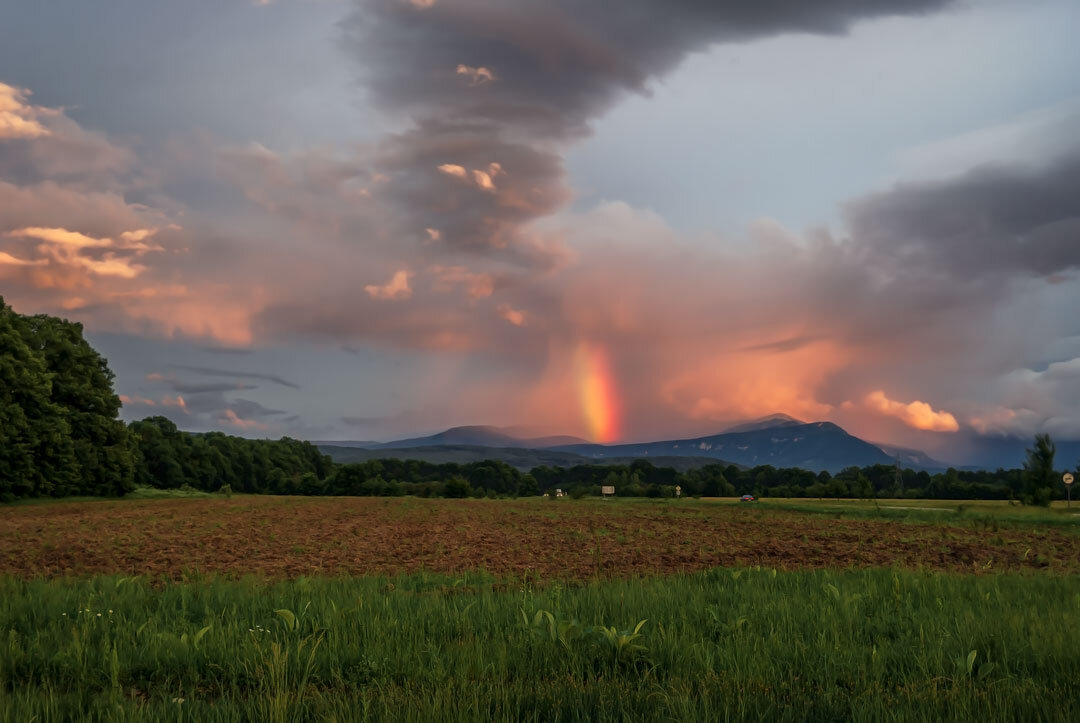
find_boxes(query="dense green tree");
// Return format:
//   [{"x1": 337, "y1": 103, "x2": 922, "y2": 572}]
[
  {"x1": 443, "y1": 475, "x2": 471, "y2": 498},
  {"x1": 19, "y1": 313, "x2": 135, "y2": 496},
  {"x1": 0, "y1": 298, "x2": 73, "y2": 500},
  {"x1": 1023, "y1": 433, "x2": 1056, "y2": 506},
  {"x1": 0, "y1": 299, "x2": 137, "y2": 500}
]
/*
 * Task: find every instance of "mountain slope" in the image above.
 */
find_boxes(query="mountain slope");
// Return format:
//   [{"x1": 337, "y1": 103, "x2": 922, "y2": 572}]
[
  {"x1": 375, "y1": 426, "x2": 590, "y2": 450},
  {"x1": 551, "y1": 421, "x2": 895, "y2": 472},
  {"x1": 872, "y1": 442, "x2": 948, "y2": 470},
  {"x1": 723, "y1": 413, "x2": 804, "y2": 434}
]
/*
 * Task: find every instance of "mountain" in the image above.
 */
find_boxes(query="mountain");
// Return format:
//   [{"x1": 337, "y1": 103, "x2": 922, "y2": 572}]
[
  {"x1": 375, "y1": 425, "x2": 590, "y2": 450},
  {"x1": 872, "y1": 442, "x2": 948, "y2": 470},
  {"x1": 723, "y1": 413, "x2": 804, "y2": 434},
  {"x1": 551, "y1": 421, "x2": 896, "y2": 473},
  {"x1": 311, "y1": 440, "x2": 378, "y2": 449},
  {"x1": 318, "y1": 444, "x2": 732, "y2": 471},
  {"x1": 320, "y1": 417, "x2": 963, "y2": 473},
  {"x1": 378, "y1": 426, "x2": 519, "y2": 449}
]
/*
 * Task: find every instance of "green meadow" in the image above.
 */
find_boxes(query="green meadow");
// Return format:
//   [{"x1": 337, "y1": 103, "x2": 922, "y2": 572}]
[{"x1": 2, "y1": 567, "x2": 1079, "y2": 722}]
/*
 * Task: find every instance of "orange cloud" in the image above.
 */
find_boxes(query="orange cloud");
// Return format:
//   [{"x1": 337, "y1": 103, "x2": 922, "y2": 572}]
[
  {"x1": 865, "y1": 390, "x2": 959, "y2": 432},
  {"x1": 60, "y1": 297, "x2": 87, "y2": 310},
  {"x1": 365, "y1": 270, "x2": 413, "y2": 300},
  {"x1": 162, "y1": 395, "x2": 187, "y2": 410},
  {"x1": 472, "y1": 169, "x2": 496, "y2": 191},
  {"x1": 456, "y1": 64, "x2": 496, "y2": 86},
  {"x1": 3, "y1": 226, "x2": 165, "y2": 284},
  {"x1": 496, "y1": 303, "x2": 526, "y2": 326},
  {"x1": 0, "y1": 251, "x2": 46, "y2": 266},
  {"x1": 69, "y1": 253, "x2": 144, "y2": 279},
  {"x1": 437, "y1": 163, "x2": 467, "y2": 178},
  {"x1": 0, "y1": 83, "x2": 50, "y2": 139},
  {"x1": 120, "y1": 291, "x2": 260, "y2": 346},
  {"x1": 221, "y1": 408, "x2": 268, "y2": 430},
  {"x1": 119, "y1": 394, "x2": 157, "y2": 407},
  {"x1": 7, "y1": 227, "x2": 112, "y2": 248},
  {"x1": 437, "y1": 162, "x2": 502, "y2": 192}
]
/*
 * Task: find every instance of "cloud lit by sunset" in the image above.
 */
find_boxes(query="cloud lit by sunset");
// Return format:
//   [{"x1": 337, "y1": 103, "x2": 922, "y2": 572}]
[
  {"x1": 865, "y1": 391, "x2": 959, "y2": 433},
  {"x1": 1, "y1": 0, "x2": 1078, "y2": 466}
]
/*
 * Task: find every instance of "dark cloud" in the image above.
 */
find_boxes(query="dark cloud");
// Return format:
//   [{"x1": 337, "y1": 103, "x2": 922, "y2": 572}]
[
  {"x1": 374, "y1": 122, "x2": 570, "y2": 264},
  {"x1": 172, "y1": 365, "x2": 301, "y2": 389},
  {"x1": 346, "y1": 0, "x2": 954, "y2": 138},
  {"x1": 743, "y1": 335, "x2": 821, "y2": 353},
  {"x1": 160, "y1": 380, "x2": 257, "y2": 395},
  {"x1": 230, "y1": 398, "x2": 287, "y2": 418},
  {"x1": 848, "y1": 154, "x2": 1080, "y2": 280},
  {"x1": 339, "y1": 0, "x2": 955, "y2": 261}
]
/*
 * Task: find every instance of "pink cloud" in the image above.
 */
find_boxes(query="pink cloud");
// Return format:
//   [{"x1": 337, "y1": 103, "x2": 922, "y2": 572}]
[
  {"x1": 365, "y1": 270, "x2": 413, "y2": 301},
  {"x1": 865, "y1": 390, "x2": 959, "y2": 432},
  {"x1": 0, "y1": 83, "x2": 50, "y2": 139}
]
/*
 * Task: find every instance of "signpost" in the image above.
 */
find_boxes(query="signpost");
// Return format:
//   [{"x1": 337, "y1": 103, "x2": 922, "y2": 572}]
[
  {"x1": 675, "y1": 485, "x2": 681, "y2": 499},
  {"x1": 1065, "y1": 473, "x2": 1075, "y2": 509},
  {"x1": 601, "y1": 485, "x2": 615, "y2": 498}
]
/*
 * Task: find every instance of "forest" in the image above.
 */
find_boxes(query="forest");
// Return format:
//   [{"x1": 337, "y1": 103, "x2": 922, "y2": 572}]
[{"x1": 0, "y1": 298, "x2": 1070, "y2": 505}]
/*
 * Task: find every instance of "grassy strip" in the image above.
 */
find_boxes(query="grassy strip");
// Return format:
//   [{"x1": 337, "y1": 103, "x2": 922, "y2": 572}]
[
  {"x1": 2, "y1": 568, "x2": 1079, "y2": 721},
  {"x1": 734, "y1": 498, "x2": 1080, "y2": 532}
]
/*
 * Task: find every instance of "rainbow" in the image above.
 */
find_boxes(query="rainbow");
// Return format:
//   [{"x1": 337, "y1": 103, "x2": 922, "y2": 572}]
[{"x1": 575, "y1": 343, "x2": 620, "y2": 443}]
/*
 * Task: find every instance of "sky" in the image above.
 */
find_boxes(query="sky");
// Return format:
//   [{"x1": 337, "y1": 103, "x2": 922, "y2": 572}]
[{"x1": 1, "y1": 0, "x2": 1079, "y2": 464}]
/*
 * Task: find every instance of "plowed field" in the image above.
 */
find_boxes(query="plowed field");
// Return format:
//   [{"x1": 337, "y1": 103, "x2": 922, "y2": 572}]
[{"x1": 2, "y1": 497, "x2": 1077, "y2": 579}]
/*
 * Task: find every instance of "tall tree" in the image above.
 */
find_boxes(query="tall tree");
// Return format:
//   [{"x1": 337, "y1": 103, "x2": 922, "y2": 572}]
[
  {"x1": 1023, "y1": 433, "x2": 1056, "y2": 506},
  {"x1": 19, "y1": 312, "x2": 134, "y2": 496},
  {"x1": 0, "y1": 298, "x2": 77, "y2": 500}
]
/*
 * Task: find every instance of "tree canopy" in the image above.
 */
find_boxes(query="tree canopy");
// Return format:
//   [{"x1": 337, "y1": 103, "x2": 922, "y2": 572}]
[{"x1": 0, "y1": 298, "x2": 132, "y2": 501}]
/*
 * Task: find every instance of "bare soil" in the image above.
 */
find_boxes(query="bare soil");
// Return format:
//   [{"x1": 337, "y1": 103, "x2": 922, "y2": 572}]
[{"x1": 1, "y1": 497, "x2": 1076, "y2": 580}]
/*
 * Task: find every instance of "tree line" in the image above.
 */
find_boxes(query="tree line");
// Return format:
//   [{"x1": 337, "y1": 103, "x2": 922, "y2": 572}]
[{"x1": 1, "y1": 298, "x2": 1075, "y2": 505}]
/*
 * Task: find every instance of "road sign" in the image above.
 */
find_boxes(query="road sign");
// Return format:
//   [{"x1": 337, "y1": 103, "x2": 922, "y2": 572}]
[
  {"x1": 1065, "y1": 473, "x2": 1075, "y2": 486},
  {"x1": 601, "y1": 485, "x2": 615, "y2": 496},
  {"x1": 675, "y1": 485, "x2": 682, "y2": 498},
  {"x1": 1066, "y1": 473, "x2": 1075, "y2": 509}
]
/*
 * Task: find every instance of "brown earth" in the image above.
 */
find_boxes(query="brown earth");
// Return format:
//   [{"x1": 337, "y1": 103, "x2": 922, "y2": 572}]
[{"x1": 1, "y1": 497, "x2": 1077, "y2": 580}]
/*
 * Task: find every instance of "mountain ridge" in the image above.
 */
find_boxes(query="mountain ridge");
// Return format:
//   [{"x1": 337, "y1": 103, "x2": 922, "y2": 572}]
[
  {"x1": 548, "y1": 420, "x2": 897, "y2": 473},
  {"x1": 318, "y1": 417, "x2": 952, "y2": 473}
]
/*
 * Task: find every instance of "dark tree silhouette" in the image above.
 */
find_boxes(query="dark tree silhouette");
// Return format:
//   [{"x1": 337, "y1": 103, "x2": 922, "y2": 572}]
[{"x1": 1023, "y1": 433, "x2": 1056, "y2": 506}]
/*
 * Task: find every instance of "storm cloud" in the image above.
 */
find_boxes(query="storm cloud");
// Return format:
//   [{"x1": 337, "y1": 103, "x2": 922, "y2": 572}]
[
  {"x1": 849, "y1": 154, "x2": 1080, "y2": 279},
  {"x1": 340, "y1": 0, "x2": 956, "y2": 261}
]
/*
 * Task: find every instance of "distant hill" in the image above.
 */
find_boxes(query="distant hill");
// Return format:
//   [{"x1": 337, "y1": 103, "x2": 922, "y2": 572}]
[
  {"x1": 723, "y1": 413, "x2": 804, "y2": 434},
  {"x1": 318, "y1": 444, "x2": 734, "y2": 471},
  {"x1": 311, "y1": 440, "x2": 378, "y2": 449},
  {"x1": 375, "y1": 425, "x2": 590, "y2": 450},
  {"x1": 551, "y1": 421, "x2": 896, "y2": 473},
  {"x1": 872, "y1": 442, "x2": 948, "y2": 470}
]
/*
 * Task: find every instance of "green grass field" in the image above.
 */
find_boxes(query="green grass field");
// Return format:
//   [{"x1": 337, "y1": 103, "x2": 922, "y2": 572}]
[
  {"x1": 708, "y1": 497, "x2": 1080, "y2": 530},
  {"x1": 2, "y1": 568, "x2": 1079, "y2": 721}
]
